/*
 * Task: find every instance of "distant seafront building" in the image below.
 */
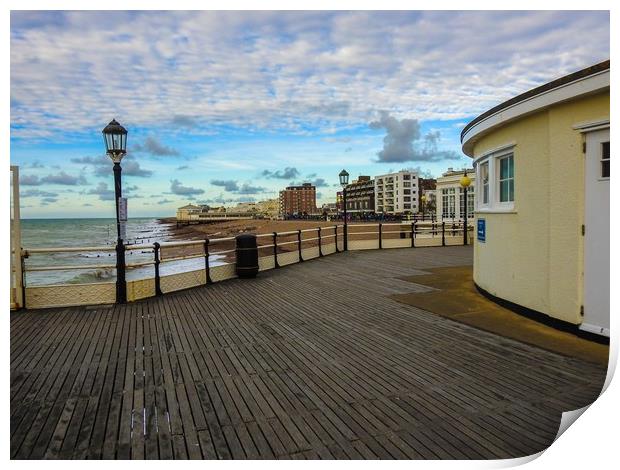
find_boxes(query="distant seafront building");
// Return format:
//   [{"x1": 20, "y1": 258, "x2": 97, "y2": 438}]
[
  {"x1": 374, "y1": 170, "x2": 419, "y2": 215},
  {"x1": 176, "y1": 204, "x2": 207, "y2": 220},
  {"x1": 461, "y1": 60, "x2": 610, "y2": 337},
  {"x1": 435, "y1": 168, "x2": 476, "y2": 222},
  {"x1": 279, "y1": 183, "x2": 317, "y2": 216},
  {"x1": 344, "y1": 176, "x2": 375, "y2": 216}
]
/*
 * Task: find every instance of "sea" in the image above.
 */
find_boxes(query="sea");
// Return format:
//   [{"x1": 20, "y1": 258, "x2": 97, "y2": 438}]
[{"x1": 20, "y1": 218, "x2": 223, "y2": 286}]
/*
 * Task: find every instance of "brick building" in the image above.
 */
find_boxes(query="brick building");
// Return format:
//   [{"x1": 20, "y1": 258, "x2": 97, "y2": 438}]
[{"x1": 279, "y1": 183, "x2": 317, "y2": 216}]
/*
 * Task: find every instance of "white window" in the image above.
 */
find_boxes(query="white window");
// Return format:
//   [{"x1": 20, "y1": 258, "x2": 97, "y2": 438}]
[
  {"x1": 475, "y1": 146, "x2": 516, "y2": 212},
  {"x1": 601, "y1": 141, "x2": 610, "y2": 178},
  {"x1": 498, "y1": 155, "x2": 514, "y2": 203},
  {"x1": 480, "y1": 162, "x2": 489, "y2": 205}
]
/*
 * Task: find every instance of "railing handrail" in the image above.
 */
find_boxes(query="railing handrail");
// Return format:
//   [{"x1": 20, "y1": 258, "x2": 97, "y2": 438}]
[{"x1": 24, "y1": 245, "x2": 115, "y2": 254}]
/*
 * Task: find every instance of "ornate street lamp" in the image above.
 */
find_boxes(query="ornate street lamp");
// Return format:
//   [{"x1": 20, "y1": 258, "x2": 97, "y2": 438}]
[
  {"x1": 339, "y1": 169, "x2": 349, "y2": 251},
  {"x1": 460, "y1": 170, "x2": 472, "y2": 246},
  {"x1": 102, "y1": 119, "x2": 128, "y2": 303}
]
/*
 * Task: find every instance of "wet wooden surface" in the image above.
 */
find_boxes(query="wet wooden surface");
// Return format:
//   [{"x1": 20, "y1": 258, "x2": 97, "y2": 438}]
[{"x1": 11, "y1": 246, "x2": 606, "y2": 459}]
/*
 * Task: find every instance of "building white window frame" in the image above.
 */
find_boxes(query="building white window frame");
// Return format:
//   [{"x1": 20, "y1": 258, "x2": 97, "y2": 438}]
[{"x1": 474, "y1": 144, "x2": 516, "y2": 212}]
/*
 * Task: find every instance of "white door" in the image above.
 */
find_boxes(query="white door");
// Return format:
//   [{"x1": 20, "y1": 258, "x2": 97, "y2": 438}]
[{"x1": 582, "y1": 128, "x2": 610, "y2": 336}]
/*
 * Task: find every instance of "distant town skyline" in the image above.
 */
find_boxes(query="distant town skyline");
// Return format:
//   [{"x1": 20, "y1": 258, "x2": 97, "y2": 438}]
[{"x1": 10, "y1": 10, "x2": 609, "y2": 218}]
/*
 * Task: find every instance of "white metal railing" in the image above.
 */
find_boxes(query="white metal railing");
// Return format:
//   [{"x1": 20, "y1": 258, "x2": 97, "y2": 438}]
[{"x1": 18, "y1": 222, "x2": 473, "y2": 309}]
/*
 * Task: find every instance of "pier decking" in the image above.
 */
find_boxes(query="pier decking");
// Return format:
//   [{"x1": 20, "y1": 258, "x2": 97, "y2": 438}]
[{"x1": 11, "y1": 246, "x2": 606, "y2": 460}]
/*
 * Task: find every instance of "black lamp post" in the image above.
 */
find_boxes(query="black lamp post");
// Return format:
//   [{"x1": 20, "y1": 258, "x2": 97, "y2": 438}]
[
  {"x1": 460, "y1": 170, "x2": 472, "y2": 246},
  {"x1": 102, "y1": 119, "x2": 128, "y2": 303},
  {"x1": 339, "y1": 169, "x2": 349, "y2": 251}
]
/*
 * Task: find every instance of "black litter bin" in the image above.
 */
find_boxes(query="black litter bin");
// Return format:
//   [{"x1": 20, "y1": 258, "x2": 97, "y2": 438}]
[{"x1": 235, "y1": 233, "x2": 259, "y2": 278}]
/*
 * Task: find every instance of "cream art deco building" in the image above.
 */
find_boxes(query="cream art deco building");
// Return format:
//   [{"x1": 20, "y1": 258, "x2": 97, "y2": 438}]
[
  {"x1": 461, "y1": 60, "x2": 610, "y2": 337},
  {"x1": 435, "y1": 168, "x2": 476, "y2": 222}
]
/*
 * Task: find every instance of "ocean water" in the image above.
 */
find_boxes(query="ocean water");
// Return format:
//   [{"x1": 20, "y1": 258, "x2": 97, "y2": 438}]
[{"x1": 20, "y1": 218, "x2": 223, "y2": 286}]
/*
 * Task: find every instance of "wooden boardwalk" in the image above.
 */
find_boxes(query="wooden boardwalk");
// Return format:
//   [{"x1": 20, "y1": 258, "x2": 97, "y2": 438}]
[{"x1": 11, "y1": 246, "x2": 607, "y2": 460}]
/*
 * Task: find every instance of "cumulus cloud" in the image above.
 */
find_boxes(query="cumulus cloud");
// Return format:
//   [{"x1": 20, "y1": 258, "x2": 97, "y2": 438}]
[
  {"x1": 41, "y1": 197, "x2": 58, "y2": 205},
  {"x1": 87, "y1": 182, "x2": 115, "y2": 200},
  {"x1": 170, "y1": 179, "x2": 205, "y2": 196},
  {"x1": 38, "y1": 171, "x2": 88, "y2": 185},
  {"x1": 237, "y1": 183, "x2": 267, "y2": 194},
  {"x1": 20, "y1": 174, "x2": 42, "y2": 186},
  {"x1": 71, "y1": 155, "x2": 153, "y2": 177},
  {"x1": 211, "y1": 179, "x2": 239, "y2": 192},
  {"x1": 157, "y1": 198, "x2": 174, "y2": 205},
  {"x1": 133, "y1": 137, "x2": 180, "y2": 156},
  {"x1": 369, "y1": 111, "x2": 461, "y2": 163},
  {"x1": 261, "y1": 167, "x2": 300, "y2": 179},
  {"x1": 211, "y1": 179, "x2": 267, "y2": 194}
]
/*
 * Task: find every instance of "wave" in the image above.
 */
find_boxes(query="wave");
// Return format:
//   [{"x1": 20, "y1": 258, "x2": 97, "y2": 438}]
[{"x1": 66, "y1": 268, "x2": 116, "y2": 284}]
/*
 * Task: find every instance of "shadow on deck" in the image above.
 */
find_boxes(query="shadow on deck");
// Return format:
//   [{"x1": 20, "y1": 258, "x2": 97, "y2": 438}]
[{"x1": 10, "y1": 245, "x2": 607, "y2": 459}]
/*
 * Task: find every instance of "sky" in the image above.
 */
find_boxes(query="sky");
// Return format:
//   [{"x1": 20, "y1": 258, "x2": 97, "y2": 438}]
[{"x1": 10, "y1": 10, "x2": 610, "y2": 218}]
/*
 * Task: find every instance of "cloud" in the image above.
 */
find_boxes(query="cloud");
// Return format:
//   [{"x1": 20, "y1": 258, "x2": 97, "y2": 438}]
[
  {"x1": 403, "y1": 166, "x2": 435, "y2": 179},
  {"x1": 29, "y1": 161, "x2": 44, "y2": 168},
  {"x1": 20, "y1": 174, "x2": 42, "y2": 186},
  {"x1": 87, "y1": 182, "x2": 115, "y2": 200},
  {"x1": 176, "y1": 165, "x2": 189, "y2": 170},
  {"x1": 9, "y1": 11, "x2": 609, "y2": 141},
  {"x1": 236, "y1": 183, "x2": 267, "y2": 194},
  {"x1": 170, "y1": 179, "x2": 205, "y2": 195},
  {"x1": 133, "y1": 136, "x2": 180, "y2": 156},
  {"x1": 369, "y1": 111, "x2": 461, "y2": 163},
  {"x1": 157, "y1": 198, "x2": 174, "y2": 205},
  {"x1": 39, "y1": 171, "x2": 88, "y2": 185},
  {"x1": 310, "y1": 178, "x2": 328, "y2": 187},
  {"x1": 21, "y1": 189, "x2": 58, "y2": 198},
  {"x1": 171, "y1": 115, "x2": 198, "y2": 128},
  {"x1": 211, "y1": 179, "x2": 239, "y2": 192},
  {"x1": 261, "y1": 167, "x2": 300, "y2": 179},
  {"x1": 71, "y1": 155, "x2": 153, "y2": 177},
  {"x1": 41, "y1": 197, "x2": 58, "y2": 205}
]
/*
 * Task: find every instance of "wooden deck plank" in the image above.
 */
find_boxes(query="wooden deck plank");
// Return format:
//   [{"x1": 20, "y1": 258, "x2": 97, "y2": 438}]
[{"x1": 11, "y1": 246, "x2": 607, "y2": 459}]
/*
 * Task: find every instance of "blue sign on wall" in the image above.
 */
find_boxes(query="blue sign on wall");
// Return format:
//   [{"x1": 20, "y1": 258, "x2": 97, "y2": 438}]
[{"x1": 477, "y1": 219, "x2": 486, "y2": 242}]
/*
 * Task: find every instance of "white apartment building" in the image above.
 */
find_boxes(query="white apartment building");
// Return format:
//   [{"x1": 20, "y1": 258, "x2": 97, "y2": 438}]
[
  {"x1": 374, "y1": 170, "x2": 419, "y2": 215},
  {"x1": 435, "y1": 168, "x2": 476, "y2": 222}
]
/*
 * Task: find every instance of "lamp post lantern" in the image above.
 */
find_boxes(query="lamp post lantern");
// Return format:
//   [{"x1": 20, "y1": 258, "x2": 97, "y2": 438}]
[
  {"x1": 460, "y1": 170, "x2": 472, "y2": 246},
  {"x1": 339, "y1": 169, "x2": 349, "y2": 251},
  {"x1": 102, "y1": 119, "x2": 128, "y2": 303}
]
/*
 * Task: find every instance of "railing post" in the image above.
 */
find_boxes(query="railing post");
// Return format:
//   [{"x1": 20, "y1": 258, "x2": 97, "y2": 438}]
[
  {"x1": 379, "y1": 223, "x2": 383, "y2": 249},
  {"x1": 411, "y1": 222, "x2": 415, "y2": 248},
  {"x1": 153, "y1": 242, "x2": 163, "y2": 295},
  {"x1": 335, "y1": 225, "x2": 340, "y2": 253},
  {"x1": 442, "y1": 222, "x2": 446, "y2": 246},
  {"x1": 298, "y1": 229, "x2": 303, "y2": 262},
  {"x1": 273, "y1": 232, "x2": 280, "y2": 268},
  {"x1": 318, "y1": 227, "x2": 323, "y2": 257},
  {"x1": 204, "y1": 239, "x2": 212, "y2": 283}
]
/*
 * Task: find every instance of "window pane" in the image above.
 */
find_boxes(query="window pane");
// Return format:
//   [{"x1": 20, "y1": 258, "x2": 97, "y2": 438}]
[
  {"x1": 509, "y1": 179, "x2": 514, "y2": 201},
  {"x1": 500, "y1": 181, "x2": 508, "y2": 202},
  {"x1": 500, "y1": 157, "x2": 508, "y2": 179},
  {"x1": 508, "y1": 155, "x2": 514, "y2": 178},
  {"x1": 602, "y1": 160, "x2": 610, "y2": 178},
  {"x1": 602, "y1": 142, "x2": 610, "y2": 160}
]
